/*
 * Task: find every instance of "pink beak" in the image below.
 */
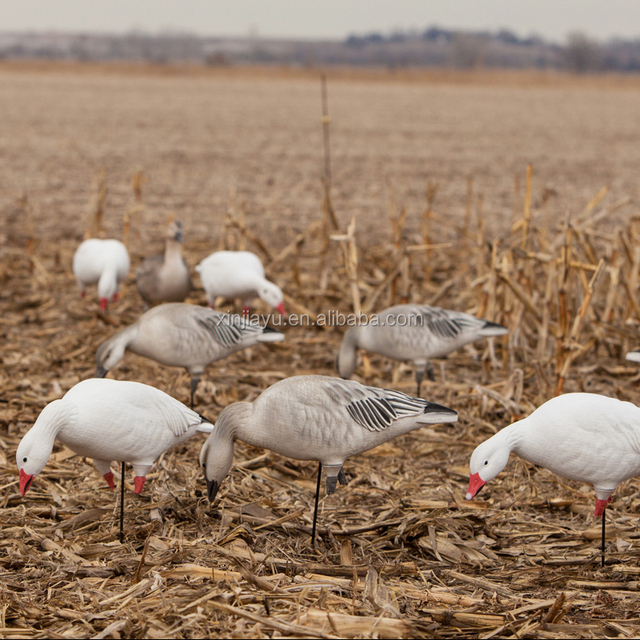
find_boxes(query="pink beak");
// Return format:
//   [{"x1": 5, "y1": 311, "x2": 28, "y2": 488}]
[
  {"x1": 466, "y1": 472, "x2": 485, "y2": 500},
  {"x1": 19, "y1": 468, "x2": 34, "y2": 496},
  {"x1": 99, "y1": 298, "x2": 108, "y2": 311},
  {"x1": 276, "y1": 302, "x2": 286, "y2": 316}
]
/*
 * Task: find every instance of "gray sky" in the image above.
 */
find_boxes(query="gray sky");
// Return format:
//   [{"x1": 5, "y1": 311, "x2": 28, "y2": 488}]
[{"x1": 3, "y1": 0, "x2": 640, "y2": 42}]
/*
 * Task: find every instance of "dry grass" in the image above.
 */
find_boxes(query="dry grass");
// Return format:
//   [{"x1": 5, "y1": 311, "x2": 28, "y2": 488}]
[{"x1": 3, "y1": 67, "x2": 640, "y2": 638}]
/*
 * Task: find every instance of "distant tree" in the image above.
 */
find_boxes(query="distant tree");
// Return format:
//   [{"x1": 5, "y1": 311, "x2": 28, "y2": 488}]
[
  {"x1": 564, "y1": 32, "x2": 603, "y2": 73},
  {"x1": 496, "y1": 29, "x2": 520, "y2": 45},
  {"x1": 422, "y1": 26, "x2": 452, "y2": 42},
  {"x1": 451, "y1": 33, "x2": 488, "y2": 68}
]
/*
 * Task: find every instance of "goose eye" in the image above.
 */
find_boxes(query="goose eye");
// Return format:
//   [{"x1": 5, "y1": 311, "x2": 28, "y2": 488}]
[
  {"x1": 23, "y1": 457, "x2": 27, "y2": 463},
  {"x1": 484, "y1": 460, "x2": 488, "y2": 466}
]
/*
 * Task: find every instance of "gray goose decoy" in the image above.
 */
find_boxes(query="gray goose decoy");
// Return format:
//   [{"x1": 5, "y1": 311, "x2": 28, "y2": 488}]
[
  {"x1": 337, "y1": 304, "x2": 508, "y2": 395},
  {"x1": 200, "y1": 374, "x2": 458, "y2": 545},
  {"x1": 96, "y1": 303, "x2": 284, "y2": 407},
  {"x1": 136, "y1": 221, "x2": 192, "y2": 308}
]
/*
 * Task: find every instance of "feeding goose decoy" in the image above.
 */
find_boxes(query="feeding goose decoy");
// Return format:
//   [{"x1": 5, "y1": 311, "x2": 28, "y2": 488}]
[
  {"x1": 466, "y1": 392, "x2": 640, "y2": 567},
  {"x1": 195, "y1": 250, "x2": 285, "y2": 315},
  {"x1": 337, "y1": 304, "x2": 508, "y2": 396},
  {"x1": 200, "y1": 374, "x2": 458, "y2": 545},
  {"x1": 17, "y1": 378, "x2": 213, "y2": 542},
  {"x1": 136, "y1": 220, "x2": 192, "y2": 308},
  {"x1": 72, "y1": 238, "x2": 130, "y2": 310},
  {"x1": 95, "y1": 303, "x2": 284, "y2": 407}
]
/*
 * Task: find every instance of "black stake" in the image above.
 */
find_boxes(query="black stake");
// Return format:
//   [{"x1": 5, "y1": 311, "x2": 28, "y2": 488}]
[
  {"x1": 119, "y1": 460, "x2": 125, "y2": 544},
  {"x1": 601, "y1": 506, "x2": 606, "y2": 568},
  {"x1": 311, "y1": 461, "x2": 322, "y2": 547}
]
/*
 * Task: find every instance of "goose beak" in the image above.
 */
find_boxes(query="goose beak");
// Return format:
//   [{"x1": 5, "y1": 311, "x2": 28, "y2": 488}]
[
  {"x1": 19, "y1": 469, "x2": 34, "y2": 496},
  {"x1": 95, "y1": 365, "x2": 107, "y2": 378},
  {"x1": 206, "y1": 478, "x2": 219, "y2": 503},
  {"x1": 276, "y1": 302, "x2": 286, "y2": 316},
  {"x1": 466, "y1": 472, "x2": 485, "y2": 500}
]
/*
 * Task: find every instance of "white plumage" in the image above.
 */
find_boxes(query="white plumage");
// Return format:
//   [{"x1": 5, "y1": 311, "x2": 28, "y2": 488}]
[
  {"x1": 95, "y1": 303, "x2": 284, "y2": 406},
  {"x1": 135, "y1": 221, "x2": 192, "y2": 308},
  {"x1": 337, "y1": 304, "x2": 508, "y2": 394},
  {"x1": 200, "y1": 375, "x2": 458, "y2": 504},
  {"x1": 466, "y1": 393, "x2": 640, "y2": 517},
  {"x1": 72, "y1": 238, "x2": 130, "y2": 310},
  {"x1": 16, "y1": 378, "x2": 212, "y2": 496},
  {"x1": 626, "y1": 350, "x2": 640, "y2": 363},
  {"x1": 195, "y1": 250, "x2": 285, "y2": 315}
]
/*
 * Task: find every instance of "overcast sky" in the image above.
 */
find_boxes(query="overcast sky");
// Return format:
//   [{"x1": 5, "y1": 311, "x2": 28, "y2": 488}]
[{"x1": 3, "y1": 0, "x2": 640, "y2": 42}]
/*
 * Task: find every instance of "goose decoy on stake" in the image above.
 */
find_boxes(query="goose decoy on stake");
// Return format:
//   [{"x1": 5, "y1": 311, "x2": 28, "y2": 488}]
[
  {"x1": 17, "y1": 378, "x2": 212, "y2": 542},
  {"x1": 95, "y1": 303, "x2": 284, "y2": 408},
  {"x1": 72, "y1": 238, "x2": 130, "y2": 311},
  {"x1": 135, "y1": 220, "x2": 192, "y2": 308},
  {"x1": 200, "y1": 375, "x2": 458, "y2": 545},
  {"x1": 195, "y1": 250, "x2": 285, "y2": 315},
  {"x1": 337, "y1": 304, "x2": 508, "y2": 396},
  {"x1": 466, "y1": 392, "x2": 640, "y2": 567}
]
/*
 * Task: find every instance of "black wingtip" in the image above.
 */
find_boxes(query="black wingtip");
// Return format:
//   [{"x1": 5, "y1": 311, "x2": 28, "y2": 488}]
[
  {"x1": 424, "y1": 401, "x2": 458, "y2": 418},
  {"x1": 206, "y1": 478, "x2": 220, "y2": 503},
  {"x1": 262, "y1": 325, "x2": 279, "y2": 333},
  {"x1": 482, "y1": 320, "x2": 508, "y2": 334}
]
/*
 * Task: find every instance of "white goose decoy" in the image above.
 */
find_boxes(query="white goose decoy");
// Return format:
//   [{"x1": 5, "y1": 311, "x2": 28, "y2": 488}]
[
  {"x1": 195, "y1": 250, "x2": 285, "y2": 315},
  {"x1": 95, "y1": 303, "x2": 285, "y2": 407},
  {"x1": 626, "y1": 350, "x2": 640, "y2": 363},
  {"x1": 200, "y1": 375, "x2": 458, "y2": 544},
  {"x1": 72, "y1": 238, "x2": 130, "y2": 311},
  {"x1": 337, "y1": 304, "x2": 508, "y2": 395},
  {"x1": 135, "y1": 221, "x2": 192, "y2": 308},
  {"x1": 466, "y1": 392, "x2": 640, "y2": 566},
  {"x1": 17, "y1": 378, "x2": 213, "y2": 540}
]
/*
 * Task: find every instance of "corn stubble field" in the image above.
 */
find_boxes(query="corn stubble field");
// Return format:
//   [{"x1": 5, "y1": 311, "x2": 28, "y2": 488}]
[{"x1": 3, "y1": 63, "x2": 640, "y2": 638}]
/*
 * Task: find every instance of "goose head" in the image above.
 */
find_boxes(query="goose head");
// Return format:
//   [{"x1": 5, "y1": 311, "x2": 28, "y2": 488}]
[
  {"x1": 258, "y1": 281, "x2": 285, "y2": 315},
  {"x1": 16, "y1": 425, "x2": 54, "y2": 496},
  {"x1": 466, "y1": 435, "x2": 511, "y2": 500}
]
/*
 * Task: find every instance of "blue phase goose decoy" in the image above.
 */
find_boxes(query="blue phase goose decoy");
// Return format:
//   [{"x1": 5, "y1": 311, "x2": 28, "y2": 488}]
[
  {"x1": 17, "y1": 378, "x2": 213, "y2": 541},
  {"x1": 200, "y1": 374, "x2": 458, "y2": 544},
  {"x1": 95, "y1": 303, "x2": 284, "y2": 407},
  {"x1": 72, "y1": 238, "x2": 130, "y2": 310},
  {"x1": 337, "y1": 304, "x2": 508, "y2": 395}
]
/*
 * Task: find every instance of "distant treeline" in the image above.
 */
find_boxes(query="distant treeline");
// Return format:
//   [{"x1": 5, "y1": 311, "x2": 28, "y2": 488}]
[{"x1": 0, "y1": 27, "x2": 639, "y2": 73}]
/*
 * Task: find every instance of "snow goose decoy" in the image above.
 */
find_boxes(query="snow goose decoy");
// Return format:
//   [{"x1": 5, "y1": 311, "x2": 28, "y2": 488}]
[
  {"x1": 135, "y1": 220, "x2": 192, "y2": 308},
  {"x1": 72, "y1": 238, "x2": 130, "y2": 311},
  {"x1": 195, "y1": 250, "x2": 285, "y2": 315},
  {"x1": 337, "y1": 304, "x2": 508, "y2": 396},
  {"x1": 466, "y1": 392, "x2": 640, "y2": 566},
  {"x1": 95, "y1": 303, "x2": 284, "y2": 407},
  {"x1": 200, "y1": 375, "x2": 458, "y2": 545},
  {"x1": 17, "y1": 378, "x2": 212, "y2": 542}
]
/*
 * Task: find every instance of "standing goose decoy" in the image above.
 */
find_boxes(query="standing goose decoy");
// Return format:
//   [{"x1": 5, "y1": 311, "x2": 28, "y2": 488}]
[
  {"x1": 337, "y1": 304, "x2": 508, "y2": 396},
  {"x1": 136, "y1": 221, "x2": 192, "y2": 308},
  {"x1": 72, "y1": 238, "x2": 130, "y2": 311},
  {"x1": 200, "y1": 375, "x2": 458, "y2": 545},
  {"x1": 17, "y1": 378, "x2": 212, "y2": 542},
  {"x1": 95, "y1": 303, "x2": 285, "y2": 407},
  {"x1": 195, "y1": 250, "x2": 286, "y2": 315},
  {"x1": 466, "y1": 392, "x2": 640, "y2": 567}
]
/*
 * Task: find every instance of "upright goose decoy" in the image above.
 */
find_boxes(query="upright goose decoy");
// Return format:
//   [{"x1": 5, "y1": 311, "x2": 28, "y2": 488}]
[
  {"x1": 337, "y1": 304, "x2": 508, "y2": 396},
  {"x1": 200, "y1": 375, "x2": 458, "y2": 544},
  {"x1": 466, "y1": 392, "x2": 640, "y2": 566},
  {"x1": 136, "y1": 221, "x2": 192, "y2": 308},
  {"x1": 95, "y1": 303, "x2": 284, "y2": 407},
  {"x1": 17, "y1": 378, "x2": 212, "y2": 541},
  {"x1": 72, "y1": 238, "x2": 130, "y2": 311},
  {"x1": 195, "y1": 250, "x2": 285, "y2": 315}
]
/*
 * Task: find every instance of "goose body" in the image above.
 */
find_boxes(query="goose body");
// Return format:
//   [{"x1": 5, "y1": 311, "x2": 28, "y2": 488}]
[
  {"x1": 136, "y1": 221, "x2": 192, "y2": 308},
  {"x1": 337, "y1": 304, "x2": 508, "y2": 394},
  {"x1": 17, "y1": 378, "x2": 212, "y2": 496},
  {"x1": 466, "y1": 393, "x2": 640, "y2": 516},
  {"x1": 95, "y1": 303, "x2": 284, "y2": 406},
  {"x1": 200, "y1": 375, "x2": 458, "y2": 503},
  {"x1": 195, "y1": 250, "x2": 285, "y2": 315},
  {"x1": 72, "y1": 238, "x2": 130, "y2": 310}
]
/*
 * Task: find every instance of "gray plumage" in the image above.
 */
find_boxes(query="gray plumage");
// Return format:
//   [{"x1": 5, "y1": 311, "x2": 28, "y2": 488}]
[
  {"x1": 136, "y1": 221, "x2": 192, "y2": 308},
  {"x1": 337, "y1": 304, "x2": 508, "y2": 395},
  {"x1": 95, "y1": 303, "x2": 284, "y2": 406}
]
